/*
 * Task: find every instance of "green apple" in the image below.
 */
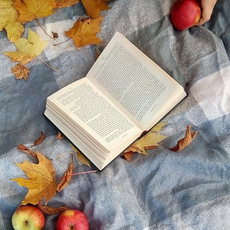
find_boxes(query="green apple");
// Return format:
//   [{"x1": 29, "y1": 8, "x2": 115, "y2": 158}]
[
  {"x1": 12, "y1": 205, "x2": 45, "y2": 230},
  {"x1": 56, "y1": 209, "x2": 89, "y2": 230}
]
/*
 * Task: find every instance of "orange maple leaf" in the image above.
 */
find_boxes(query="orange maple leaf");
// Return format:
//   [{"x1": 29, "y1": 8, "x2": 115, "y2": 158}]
[
  {"x1": 56, "y1": 0, "x2": 80, "y2": 9},
  {"x1": 65, "y1": 17, "x2": 103, "y2": 48},
  {"x1": 13, "y1": 0, "x2": 57, "y2": 23},
  {"x1": 12, "y1": 151, "x2": 57, "y2": 205},
  {"x1": 81, "y1": 0, "x2": 111, "y2": 18}
]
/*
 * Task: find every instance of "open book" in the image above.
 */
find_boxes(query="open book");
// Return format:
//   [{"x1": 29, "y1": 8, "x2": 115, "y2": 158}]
[{"x1": 44, "y1": 32, "x2": 186, "y2": 170}]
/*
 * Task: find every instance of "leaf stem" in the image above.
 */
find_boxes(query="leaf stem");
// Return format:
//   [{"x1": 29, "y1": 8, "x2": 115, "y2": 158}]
[
  {"x1": 36, "y1": 18, "x2": 54, "y2": 40},
  {"x1": 56, "y1": 170, "x2": 98, "y2": 180},
  {"x1": 37, "y1": 57, "x2": 57, "y2": 71},
  {"x1": 53, "y1": 38, "x2": 71, "y2": 46}
]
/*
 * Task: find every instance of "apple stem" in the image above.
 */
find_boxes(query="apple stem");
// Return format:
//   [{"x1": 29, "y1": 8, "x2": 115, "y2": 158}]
[{"x1": 56, "y1": 170, "x2": 98, "y2": 180}]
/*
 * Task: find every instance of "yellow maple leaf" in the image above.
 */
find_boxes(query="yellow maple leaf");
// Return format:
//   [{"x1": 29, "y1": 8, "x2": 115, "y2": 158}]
[
  {"x1": 56, "y1": 0, "x2": 80, "y2": 9},
  {"x1": 81, "y1": 0, "x2": 111, "y2": 18},
  {"x1": 123, "y1": 123, "x2": 167, "y2": 159},
  {"x1": 65, "y1": 17, "x2": 103, "y2": 48},
  {"x1": 12, "y1": 151, "x2": 57, "y2": 205},
  {"x1": 0, "y1": 0, "x2": 24, "y2": 41},
  {"x1": 13, "y1": 0, "x2": 57, "y2": 23},
  {"x1": 3, "y1": 28, "x2": 47, "y2": 65}
]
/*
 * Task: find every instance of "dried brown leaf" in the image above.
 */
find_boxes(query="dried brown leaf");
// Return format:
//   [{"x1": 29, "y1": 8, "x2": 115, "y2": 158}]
[
  {"x1": 37, "y1": 201, "x2": 69, "y2": 215},
  {"x1": 56, "y1": 131, "x2": 65, "y2": 140},
  {"x1": 169, "y1": 125, "x2": 198, "y2": 151},
  {"x1": 34, "y1": 131, "x2": 45, "y2": 146},
  {"x1": 18, "y1": 144, "x2": 37, "y2": 158},
  {"x1": 122, "y1": 152, "x2": 134, "y2": 162},
  {"x1": 57, "y1": 158, "x2": 74, "y2": 192},
  {"x1": 11, "y1": 64, "x2": 30, "y2": 80}
]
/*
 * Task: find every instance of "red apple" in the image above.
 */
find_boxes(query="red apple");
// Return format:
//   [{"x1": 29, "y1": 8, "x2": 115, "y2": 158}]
[
  {"x1": 56, "y1": 209, "x2": 89, "y2": 230},
  {"x1": 170, "y1": 0, "x2": 201, "y2": 30},
  {"x1": 12, "y1": 205, "x2": 45, "y2": 230}
]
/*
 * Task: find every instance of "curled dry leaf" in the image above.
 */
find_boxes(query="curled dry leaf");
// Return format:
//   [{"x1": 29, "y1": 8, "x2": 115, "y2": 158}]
[
  {"x1": 168, "y1": 125, "x2": 198, "y2": 151},
  {"x1": 34, "y1": 131, "x2": 45, "y2": 146},
  {"x1": 11, "y1": 64, "x2": 30, "y2": 80},
  {"x1": 37, "y1": 201, "x2": 69, "y2": 215},
  {"x1": 18, "y1": 144, "x2": 37, "y2": 158},
  {"x1": 57, "y1": 158, "x2": 74, "y2": 192},
  {"x1": 56, "y1": 131, "x2": 65, "y2": 140}
]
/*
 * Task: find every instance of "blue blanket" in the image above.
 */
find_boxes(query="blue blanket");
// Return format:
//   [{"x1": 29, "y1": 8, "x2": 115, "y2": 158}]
[{"x1": 1, "y1": 0, "x2": 230, "y2": 229}]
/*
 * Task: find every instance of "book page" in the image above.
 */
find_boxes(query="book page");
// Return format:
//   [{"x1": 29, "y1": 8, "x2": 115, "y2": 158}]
[
  {"x1": 46, "y1": 78, "x2": 142, "y2": 151},
  {"x1": 87, "y1": 32, "x2": 186, "y2": 130}
]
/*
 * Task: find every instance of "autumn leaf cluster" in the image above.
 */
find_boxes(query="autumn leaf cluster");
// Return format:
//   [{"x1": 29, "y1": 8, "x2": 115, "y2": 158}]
[
  {"x1": 1, "y1": 0, "x2": 113, "y2": 80},
  {"x1": 14, "y1": 131, "x2": 96, "y2": 214}
]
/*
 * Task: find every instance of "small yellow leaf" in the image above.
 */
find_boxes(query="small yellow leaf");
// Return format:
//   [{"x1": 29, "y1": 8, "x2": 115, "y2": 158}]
[
  {"x1": 3, "y1": 29, "x2": 47, "y2": 65},
  {"x1": 71, "y1": 144, "x2": 91, "y2": 168},
  {"x1": 12, "y1": 151, "x2": 57, "y2": 205},
  {"x1": 123, "y1": 123, "x2": 167, "y2": 157}
]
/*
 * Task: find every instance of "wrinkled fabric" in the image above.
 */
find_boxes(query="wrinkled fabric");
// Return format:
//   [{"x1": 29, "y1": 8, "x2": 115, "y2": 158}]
[{"x1": 1, "y1": 0, "x2": 230, "y2": 229}]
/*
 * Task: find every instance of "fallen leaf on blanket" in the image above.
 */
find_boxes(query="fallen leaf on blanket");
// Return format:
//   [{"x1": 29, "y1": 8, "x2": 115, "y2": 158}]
[
  {"x1": 71, "y1": 144, "x2": 91, "y2": 168},
  {"x1": 56, "y1": 131, "x2": 65, "y2": 139},
  {"x1": 56, "y1": 0, "x2": 80, "y2": 9},
  {"x1": 3, "y1": 28, "x2": 47, "y2": 65},
  {"x1": 0, "y1": 0, "x2": 24, "y2": 42},
  {"x1": 167, "y1": 125, "x2": 198, "y2": 151},
  {"x1": 81, "y1": 0, "x2": 111, "y2": 18},
  {"x1": 18, "y1": 144, "x2": 38, "y2": 158},
  {"x1": 33, "y1": 131, "x2": 45, "y2": 146},
  {"x1": 65, "y1": 17, "x2": 103, "y2": 48},
  {"x1": 37, "y1": 201, "x2": 69, "y2": 215},
  {"x1": 11, "y1": 64, "x2": 30, "y2": 80},
  {"x1": 57, "y1": 156, "x2": 74, "y2": 192},
  {"x1": 13, "y1": 0, "x2": 56, "y2": 23},
  {"x1": 12, "y1": 151, "x2": 57, "y2": 205},
  {"x1": 122, "y1": 123, "x2": 167, "y2": 160}
]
